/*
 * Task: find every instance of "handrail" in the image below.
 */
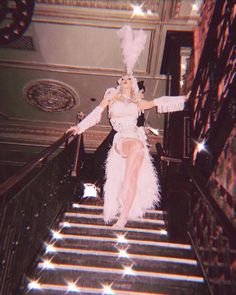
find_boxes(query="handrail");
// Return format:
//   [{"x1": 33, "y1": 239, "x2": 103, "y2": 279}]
[
  {"x1": 71, "y1": 113, "x2": 83, "y2": 177},
  {"x1": 183, "y1": 162, "x2": 236, "y2": 247},
  {"x1": 71, "y1": 135, "x2": 82, "y2": 177},
  {"x1": 161, "y1": 156, "x2": 182, "y2": 164},
  {"x1": 157, "y1": 142, "x2": 236, "y2": 245},
  {"x1": 0, "y1": 131, "x2": 74, "y2": 198},
  {"x1": 187, "y1": 232, "x2": 214, "y2": 295}
]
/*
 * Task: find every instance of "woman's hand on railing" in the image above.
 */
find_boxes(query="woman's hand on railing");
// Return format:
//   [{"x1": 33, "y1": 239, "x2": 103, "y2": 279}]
[{"x1": 66, "y1": 125, "x2": 80, "y2": 135}]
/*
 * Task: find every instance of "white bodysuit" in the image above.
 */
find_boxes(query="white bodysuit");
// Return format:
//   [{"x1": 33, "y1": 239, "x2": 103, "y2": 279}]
[{"x1": 103, "y1": 99, "x2": 160, "y2": 222}]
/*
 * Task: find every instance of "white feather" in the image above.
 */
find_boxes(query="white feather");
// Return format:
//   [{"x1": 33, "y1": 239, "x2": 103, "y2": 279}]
[{"x1": 118, "y1": 25, "x2": 147, "y2": 74}]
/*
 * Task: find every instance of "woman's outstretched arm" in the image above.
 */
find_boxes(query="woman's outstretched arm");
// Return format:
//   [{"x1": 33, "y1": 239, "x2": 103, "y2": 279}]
[
  {"x1": 66, "y1": 87, "x2": 117, "y2": 135},
  {"x1": 139, "y1": 94, "x2": 189, "y2": 113}
]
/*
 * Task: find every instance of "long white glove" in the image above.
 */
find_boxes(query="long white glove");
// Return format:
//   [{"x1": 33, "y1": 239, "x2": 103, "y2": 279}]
[
  {"x1": 154, "y1": 95, "x2": 186, "y2": 113},
  {"x1": 74, "y1": 105, "x2": 103, "y2": 134}
]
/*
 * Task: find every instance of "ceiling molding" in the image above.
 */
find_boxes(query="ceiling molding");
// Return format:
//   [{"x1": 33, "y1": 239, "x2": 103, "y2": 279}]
[
  {"x1": 170, "y1": 0, "x2": 200, "y2": 21},
  {"x1": 35, "y1": 0, "x2": 160, "y2": 13},
  {"x1": 0, "y1": 60, "x2": 167, "y2": 80},
  {"x1": 34, "y1": 1, "x2": 161, "y2": 25}
]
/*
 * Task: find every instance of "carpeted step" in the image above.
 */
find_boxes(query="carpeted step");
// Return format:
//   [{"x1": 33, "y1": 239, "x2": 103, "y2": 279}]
[
  {"x1": 25, "y1": 199, "x2": 206, "y2": 295},
  {"x1": 70, "y1": 203, "x2": 166, "y2": 220},
  {"x1": 29, "y1": 262, "x2": 204, "y2": 295}
]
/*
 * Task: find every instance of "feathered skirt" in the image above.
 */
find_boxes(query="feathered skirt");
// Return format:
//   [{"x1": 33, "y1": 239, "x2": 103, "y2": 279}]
[{"x1": 103, "y1": 127, "x2": 161, "y2": 223}]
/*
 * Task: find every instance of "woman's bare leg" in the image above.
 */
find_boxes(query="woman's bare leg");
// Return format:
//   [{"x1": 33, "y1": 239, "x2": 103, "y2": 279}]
[{"x1": 113, "y1": 139, "x2": 144, "y2": 228}]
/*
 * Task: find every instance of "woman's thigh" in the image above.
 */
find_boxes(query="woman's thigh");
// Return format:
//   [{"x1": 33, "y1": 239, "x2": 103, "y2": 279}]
[{"x1": 115, "y1": 137, "x2": 144, "y2": 158}]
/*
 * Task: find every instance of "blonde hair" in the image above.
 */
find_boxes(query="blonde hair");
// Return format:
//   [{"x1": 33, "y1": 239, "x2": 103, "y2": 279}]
[{"x1": 115, "y1": 75, "x2": 140, "y2": 103}]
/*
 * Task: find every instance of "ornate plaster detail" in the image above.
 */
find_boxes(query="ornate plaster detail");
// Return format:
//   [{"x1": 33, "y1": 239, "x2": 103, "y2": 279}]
[
  {"x1": 23, "y1": 79, "x2": 79, "y2": 112},
  {"x1": 35, "y1": 0, "x2": 160, "y2": 13}
]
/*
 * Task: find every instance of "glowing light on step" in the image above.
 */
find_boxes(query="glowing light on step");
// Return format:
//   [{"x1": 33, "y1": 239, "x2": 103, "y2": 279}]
[
  {"x1": 102, "y1": 284, "x2": 115, "y2": 294},
  {"x1": 116, "y1": 234, "x2": 128, "y2": 244},
  {"x1": 67, "y1": 281, "x2": 80, "y2": 292},
  {"x1": 160, "y1": 229, "x2": 168, "y2": 235},
  {"x1": 72, "y1": 203, "x2": 80, "y2": 208},
  {"x1": 83, "y1": 183, "x2": 97, "y2": 198},
  {"x1": 45, "y1": 243, "x2": 56, "y2": 253},
  {"x1": 62, "y1": 222, "x2": 71, "y2": 228},
  {"x1": 51, "y1": 230, "x2": 62, "y2": 240},
  {"x1": 147, "y1": 10, "x2": 153, "y2": 15},
  {"x1": 28, "y1": 280, "x2": 41, "y2": 290},
  {"x1": 123, "y1": 265, "x2": 135, "y2": 276},
  {"x1": 118, "y1": 249, "x2": 129, "y2": 259},
  {"x1": 41, "y1": 259, "x2": 55, "y2": 270}
]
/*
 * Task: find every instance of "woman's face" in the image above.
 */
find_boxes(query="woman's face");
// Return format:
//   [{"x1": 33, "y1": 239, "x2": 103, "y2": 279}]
[{"x1": 120, "y1": 75, "x2": 133, "y2": 91}]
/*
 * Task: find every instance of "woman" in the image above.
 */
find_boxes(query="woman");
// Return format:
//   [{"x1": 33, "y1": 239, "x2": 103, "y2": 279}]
[{"x1": 67, "y1": 74, "x2": 187, "y2": 228}]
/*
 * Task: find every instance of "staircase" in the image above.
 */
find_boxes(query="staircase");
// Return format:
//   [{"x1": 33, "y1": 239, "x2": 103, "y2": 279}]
[{"x1": 25, "y1": 198, "x2": 207, "y2": 295}]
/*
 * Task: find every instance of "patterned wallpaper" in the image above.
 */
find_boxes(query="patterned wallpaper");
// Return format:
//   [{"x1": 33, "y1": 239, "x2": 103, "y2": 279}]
[{"x1": 208, "y1": 125, "x2": 236, "y2": 225}]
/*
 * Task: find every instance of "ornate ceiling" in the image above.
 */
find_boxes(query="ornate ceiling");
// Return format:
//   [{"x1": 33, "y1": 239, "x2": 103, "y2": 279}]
[{"x1": 0, "y1": 0, "x2": 201, "y2": 158}]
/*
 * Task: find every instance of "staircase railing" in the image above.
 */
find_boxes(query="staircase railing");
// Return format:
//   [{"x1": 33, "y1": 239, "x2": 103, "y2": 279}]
[
  {"x1": 0, "y1": 132, "x2": 80, "y2": 295},
  {"x1": 184, "y1": 163, "x2": 236, "y2": 295},
  {"x1": 189, "y1": 0, "x2": 236, "y2": 177}
]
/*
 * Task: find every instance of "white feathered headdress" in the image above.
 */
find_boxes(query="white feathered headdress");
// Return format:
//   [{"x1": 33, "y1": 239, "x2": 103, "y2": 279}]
[{"x1": 117, "y1": 25, "x2": 147, "y2": 75}]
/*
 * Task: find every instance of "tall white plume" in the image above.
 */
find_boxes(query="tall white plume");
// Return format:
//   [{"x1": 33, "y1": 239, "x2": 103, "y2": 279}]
[{"x1": 117, "y1": 25, "x2": 147, "y2": 75}]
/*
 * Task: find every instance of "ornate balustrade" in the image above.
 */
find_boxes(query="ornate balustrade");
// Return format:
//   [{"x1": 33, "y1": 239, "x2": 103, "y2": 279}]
[
  {"x1": 189, "y1": 0, "x2": 235, "y2": 174},
  {"x1": 184, "y1": 2, "x2": 236, "y2": 292},
  {"x1": 185, "y1": 164, "x2": 236, "y2": 295},
  {"x1": 0, "y1": 132, "x2": 80, "y2": 294}
]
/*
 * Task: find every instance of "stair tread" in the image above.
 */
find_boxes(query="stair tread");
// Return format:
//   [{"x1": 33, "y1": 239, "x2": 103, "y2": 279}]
[
  {"x1": 50, "y1": 231, "x2": 191, "y2": 249},
  {"x1": 32, "y1": 266, "x2": 204, "y2": 291},
  {"x1": 58, "y1": 226, "x2": 169, "y2": 242},
  {"x1": 27, "y1": 279, "x2": 204, "y2": 295},
  {"x1": 42, "y1": 252, "x2": 200, "y2": 276},
  {"x1": 27, "y1": 282, "x2": 169, "y2": 295},
  {"x1": 25, "y1": 199, "x2": 205, "y2": 295},
  {"x1": 64, "y1": 212, "x2": 165, "y2": 224},
  {"x1": 59, "y1": 220, "x2": 167, "y2": 235},
  {"x1": 64, "y1": 217, "x2": 166, "y2": 229}
]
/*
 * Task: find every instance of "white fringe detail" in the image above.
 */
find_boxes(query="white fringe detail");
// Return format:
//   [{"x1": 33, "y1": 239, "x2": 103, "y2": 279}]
[
  {"x1": 103, "y1": 142, "x2": 161, "y2": 223},
  {"x1": 154, "y1": 96, "x2": 186, "y2": 113},
  {"x1": 117, "y1": 25, "x2": 147, "y2": 75}
]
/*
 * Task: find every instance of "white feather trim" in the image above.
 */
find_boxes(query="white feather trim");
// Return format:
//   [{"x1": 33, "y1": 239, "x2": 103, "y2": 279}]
[
  {"x1": 103, "y1": 142, "x2": 160, "y2": 223},
  {"x1": 154, "y1": 96, "x2": 186, "y2": 113},
  {"x1": 117, "y1": 25, "x2": 147, "y2": 75}
]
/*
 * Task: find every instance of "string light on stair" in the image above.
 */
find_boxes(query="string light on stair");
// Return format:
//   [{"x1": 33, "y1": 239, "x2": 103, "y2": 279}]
[
  {"x1": 102, "y1": 284, "x2": 115, "y2": 295},
  {"x1": 41, "y1": 259, "x2": 55, "y2": 270},
  {"x1": 28, "y1": 279, "x2": 41, "y2": 290},
  {"x1": 62, "y1": 221, "x2": 71, "y2": 228},
  {"x1": 116, "y1": 234, "x2": 128, "y2": 244},
  {"x1": 160, "y1": 229, "x2": 168, "y2": 235},
  {"x1": 51, "y1": 229, "x2": 62, "y2": 240},
  {"x1": 67, "y1": 281, "x2": 80, "y2": 292},
  {"x1": 45, "y1": 243, "x2": 56, "y2": 253},
  {"x1": 83, "y1": 183, "x2": 97, "y2": 198},
  {"x1": 118, "y1": 248, "x2": 129, "y2": 259},
  {"x1": 123, "y1": 265, "x2": 135, "y2": 276}
]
